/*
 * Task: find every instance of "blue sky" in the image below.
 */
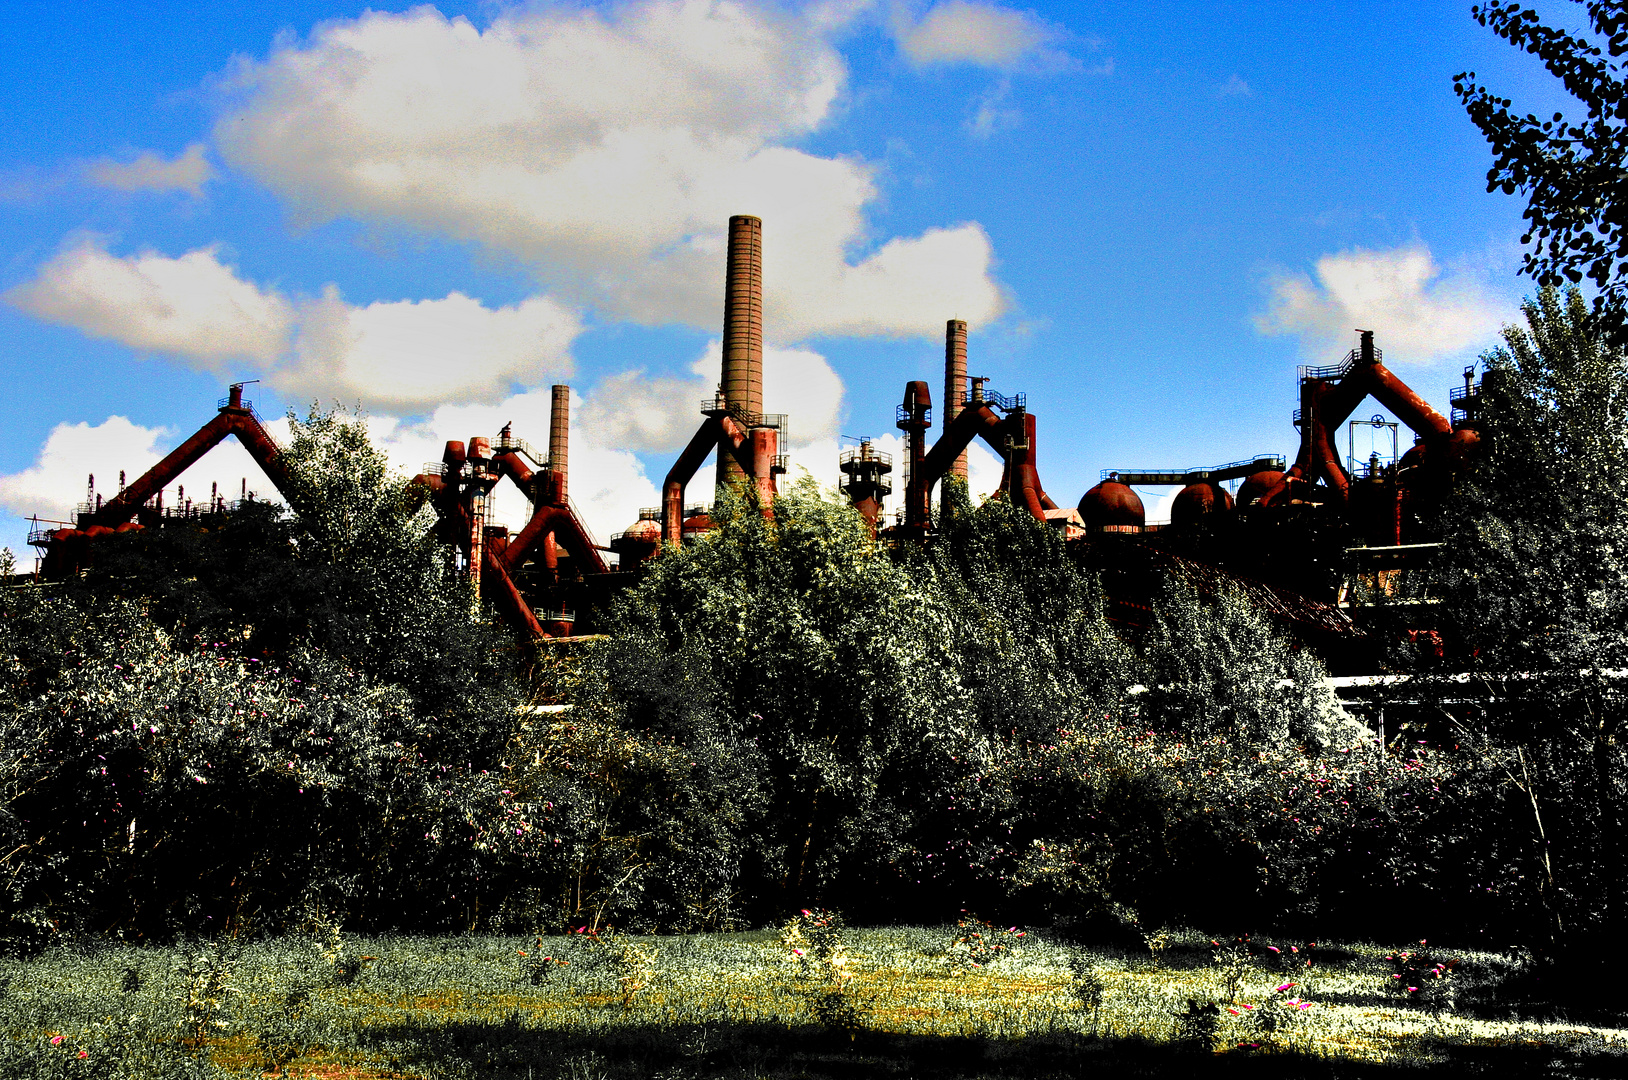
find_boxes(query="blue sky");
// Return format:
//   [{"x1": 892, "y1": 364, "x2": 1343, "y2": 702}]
[{"x1": 0, "y1": 0, "x2": 1566, "y2": 559}]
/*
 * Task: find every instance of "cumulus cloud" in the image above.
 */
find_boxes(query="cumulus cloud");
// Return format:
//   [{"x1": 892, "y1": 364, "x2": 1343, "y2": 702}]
[
  {"x1": 7, "y1": 240, "x2": 581, "y2": 413},
  {"x1": 894, "y1": 1, "x2": 1063, "y2": 70},
  {"x1": 0, "y1": 415, "x2": 289, "y2": 526},
  {"x1": 579, "y1": 340, "x2": 846, "y2": 457},
  {"x1": 373, "y1": 389, "x2": 660, "y2": 546},
  {"x1": 287, "y1": 289, "x2": 580, "y2": 411},
  {"x1": 1255, "y1": 244, "x2": 1513, "y2": 364},
  {"x1": 85, "y1": 143, "x2": 215, "y2": 196},
  {"x1": 212, "y1": 1, "x2": 1002, "y2": 340},
  {"x1": 7, "y1": 241, "x2": 293, "y2": 371}
]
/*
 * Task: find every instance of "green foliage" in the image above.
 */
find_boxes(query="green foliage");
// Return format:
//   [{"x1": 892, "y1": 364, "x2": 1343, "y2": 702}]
[
  {"x1": 59, "y1": 406, "x2": 521, "y2": 748},
  {"x1": 1433, "y1": 286, "x2": 1628, "y2": 961},
  {"x1": 0, "y1": 407, "x2": 539, "y2": 944},
  {"x1": 1457, "y1": 2, "x2": 1628, "y2": 331},
  {"x1": 1139, "y1": 579, "x2": 1357, "y2": 751}
]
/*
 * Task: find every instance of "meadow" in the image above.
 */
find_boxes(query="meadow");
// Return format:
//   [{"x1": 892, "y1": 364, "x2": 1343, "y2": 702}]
[{"x1": 1, "y1": 919, "x2": 1623, "y2": 1079}]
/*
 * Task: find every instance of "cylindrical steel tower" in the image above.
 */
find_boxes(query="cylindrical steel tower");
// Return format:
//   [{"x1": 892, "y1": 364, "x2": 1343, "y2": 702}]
[
  {"x1": 717, "y1": 215, "x2": 763, "y2": 489},
  {"x1": 943, "y1": 319, "x2": 968, "y2": 484},
  {"x1": 549, "y1": 384, "x2": 569, "y2": 505}
]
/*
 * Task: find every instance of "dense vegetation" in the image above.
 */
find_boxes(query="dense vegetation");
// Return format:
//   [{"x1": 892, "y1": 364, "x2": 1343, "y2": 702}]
[{"x1": 0, "y1": 407, "x2": 1481, "y2": 955}]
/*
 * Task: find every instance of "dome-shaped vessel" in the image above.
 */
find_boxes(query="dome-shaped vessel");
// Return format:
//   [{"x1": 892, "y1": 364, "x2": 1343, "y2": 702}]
[
  {"x1": 1236, "y1": 470, "x2": 1284, "y2": 507},
  {"x1": 1171, "y1": 481, "x2": 1234, "y2": 526},
  {"x1": 681, "y1": 508, "x2": 714, "y2": 544},
  {"x1": 1078, "y1": 480, "x2": 1145, "y2": 533}
]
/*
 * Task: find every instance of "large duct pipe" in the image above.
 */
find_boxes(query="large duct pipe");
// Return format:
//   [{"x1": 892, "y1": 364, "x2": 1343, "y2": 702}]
[
  {"x1": 943, "y1": 320, "x2": 968, "y2": 484},
  {"x1": 717, "y1": 215, "x2": 763, "y2": 489},
  {"x1": 549, "y1": 384, "x2": 569, "y2": 505},
  {"x1": 898, "y1": 381, "x2": 933, "y2": 530}
]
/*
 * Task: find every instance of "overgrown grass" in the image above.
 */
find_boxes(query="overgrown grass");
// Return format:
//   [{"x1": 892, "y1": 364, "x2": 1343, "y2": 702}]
[{"x1": 0, "y1": 926, "x2": 1622, "y2": 1078}]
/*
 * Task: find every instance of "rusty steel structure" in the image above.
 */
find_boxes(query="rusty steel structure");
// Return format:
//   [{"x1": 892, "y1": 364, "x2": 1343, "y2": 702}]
[
  {"x1": 22, "y1": 210, "x2": 1492, "y2": 663},
  {"x1": 32, "y1": 383, "x2": 294, "y2": 577},
  {"x1": 656, "y1": 214, "x2": 786, "y2": 547},
  {"x1": 410, "y1": 387, "x2": 606, "y2": 639},
  {"x1": 870, "y1": 319, "x2": 1062, "y2": 537}
]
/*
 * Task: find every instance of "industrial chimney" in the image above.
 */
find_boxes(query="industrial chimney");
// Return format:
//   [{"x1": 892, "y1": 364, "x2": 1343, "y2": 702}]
[
  {"x1": 549, "y1": 384, "x2": 570, "y2": 505},
  {"x1": 716, "y1": 214, "x2": 763, "y2": 489},
  {"x1": 943, "y1": 320, "x2": 968, "y2": 484}
]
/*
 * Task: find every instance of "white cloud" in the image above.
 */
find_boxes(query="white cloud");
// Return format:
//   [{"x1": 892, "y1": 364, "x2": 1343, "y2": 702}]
[
  {"x1": 213, "y1": 1, "x2": 1002, "y2": 340},
  {"x1": 7, "y1": 241, "x2": 293, "y2": 371},
  {"x1": 85, "y1": 143, "x2": 215, "y2": 196},
  {"x1": 373, "y1": 389, "x2": 660, "y2": 546},
  {"x1": 579, "y1": 339, "x2": 846, "y2": 456},
  {"x1": 0, "y1": 415, "x2": 289, "y2": 526},
  {"x1": 1218, "y1": 74, "x2": 1252, "y2": 98},
  {"x1": 894, "y1": 1, "x2": 1062, "y2": 70},
  {"x1": 285, "y1": 289, "x2": 579, "y2": 411},
  {"x1": 1255, "y1": 244, "x2": 1513, "y2": 364},
  {"x1": 8, "y1": 240, "x2": 581, "y2": 413}
]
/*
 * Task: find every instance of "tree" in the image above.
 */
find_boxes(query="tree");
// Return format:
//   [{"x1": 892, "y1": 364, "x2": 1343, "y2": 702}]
[
  {"x1": 1457, "y1": 2, "x2": 1628, "y2": 336},
  {"x1": 64, "y1": 406, "x2": 521, "y2": 754},
  {"x1": 1435, "y1": 286, "x2": 1628, "y2": 964}
]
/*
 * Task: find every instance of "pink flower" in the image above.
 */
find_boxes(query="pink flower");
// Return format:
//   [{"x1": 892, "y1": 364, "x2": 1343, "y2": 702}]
[
  {"x1": 1267, "y1": 946, "x2": 1280, "y2": 953},
  {"x1": 1227, "y1": 1008, "x2": 1240, "y2": 1015},
  {"x1": 1275, "y1": 982, "x2": 1295, "y2": 992},
  {"x1": 50, "y1": 1036, "x2": 64, "y2": 1045},
  {"x1": 77, "y1": 1051, "x2": 88, "y2": 1059}
]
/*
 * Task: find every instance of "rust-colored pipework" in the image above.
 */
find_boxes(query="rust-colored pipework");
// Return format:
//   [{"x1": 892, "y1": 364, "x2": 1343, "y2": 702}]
[
  {"x1": 662, "y1": 412, "x2": 753, "y2": 545},
  {"x1": 894, "y1": 385, "x2": 1059, "y2": 531},
  {"x1": 86, "y1": 383, "x2": 295, "y2": 529},
  {"x1": 1264, "y1": 331, "x2": 1454, "y2": 512},
  {"x1": 409, "y1": 392, "x2": 609, "y2": 639},
  {"x1": 897, "y1": 381, "x2": 933, "y2": 531}
]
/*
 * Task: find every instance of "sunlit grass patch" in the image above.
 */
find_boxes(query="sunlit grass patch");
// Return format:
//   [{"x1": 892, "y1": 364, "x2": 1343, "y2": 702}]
[{"x1": 0, "y1": 927, "x2": 1622, "y2": 1078}]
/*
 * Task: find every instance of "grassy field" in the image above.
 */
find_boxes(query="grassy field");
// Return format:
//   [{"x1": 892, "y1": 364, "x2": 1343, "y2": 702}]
[{"x1": 1, "y1": 921, "x2": 1623, "y2": 1079}]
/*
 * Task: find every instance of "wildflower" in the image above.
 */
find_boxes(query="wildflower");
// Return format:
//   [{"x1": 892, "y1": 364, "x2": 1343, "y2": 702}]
[
  {"x1": 1227, "y1": 1008, "x2": 1240, "y2": 1015},
  {"x1": 1275, "y1": 982, "x2": 1295, "y2": 992},
  {"x1": 50, "y1": 1036, "x2": 64, "y2": 1045},
  {"x1": 77, "y1": 1051, "x2": 88, "y2": 1059}
]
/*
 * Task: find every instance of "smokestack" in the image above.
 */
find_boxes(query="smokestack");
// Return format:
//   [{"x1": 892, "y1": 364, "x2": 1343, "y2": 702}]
[
  {"x1": 717, "y1": 215, "x2": 763, "y2": 489},
  {"x1": 944, "y1": 320, "x2": 968, "y2": 483},
  {"x1": 549, "y1": 384, "x2": 569, "y2": 505}
]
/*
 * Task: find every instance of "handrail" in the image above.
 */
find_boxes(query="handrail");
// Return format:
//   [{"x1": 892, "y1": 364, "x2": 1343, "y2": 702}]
[
  {"x1": 1101, "y1": 454, "x2": 1285, "y2": 484},
  {"x1": 961, "y1": 388, "x2": 1025, "y2": 412}
]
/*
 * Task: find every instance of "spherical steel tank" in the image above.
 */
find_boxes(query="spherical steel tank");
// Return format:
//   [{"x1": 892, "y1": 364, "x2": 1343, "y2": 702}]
[
  {"x1": 1077, "y1": 480, "x2": 1145, "y2": 532},
  {"x1": 610, "y1": 516, "x2": 662, "y2": 564},
  {"x1": 1171, "y1": 481, "x2": 1234, "y2": 527},
  {"x1": 1236, "y1": 470, "x2": 1285, "y2": 507},
  {"x1": 681, "y1": 510, "x2": 714, "y2": 543},
  {"x1": 624, "y1": 518, "x2": 660, "y2": 542}
]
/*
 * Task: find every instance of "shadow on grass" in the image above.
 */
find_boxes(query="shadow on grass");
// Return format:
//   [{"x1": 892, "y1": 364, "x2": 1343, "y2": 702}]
[{"x1": 347, "y1": 1014, "x2": 1628, "y2": 1079}]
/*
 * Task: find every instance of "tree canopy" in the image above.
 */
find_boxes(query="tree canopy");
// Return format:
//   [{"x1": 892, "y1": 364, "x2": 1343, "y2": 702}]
[{"x1": 1458, "y1": 2, "x2": 1628, "y2": 332}]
